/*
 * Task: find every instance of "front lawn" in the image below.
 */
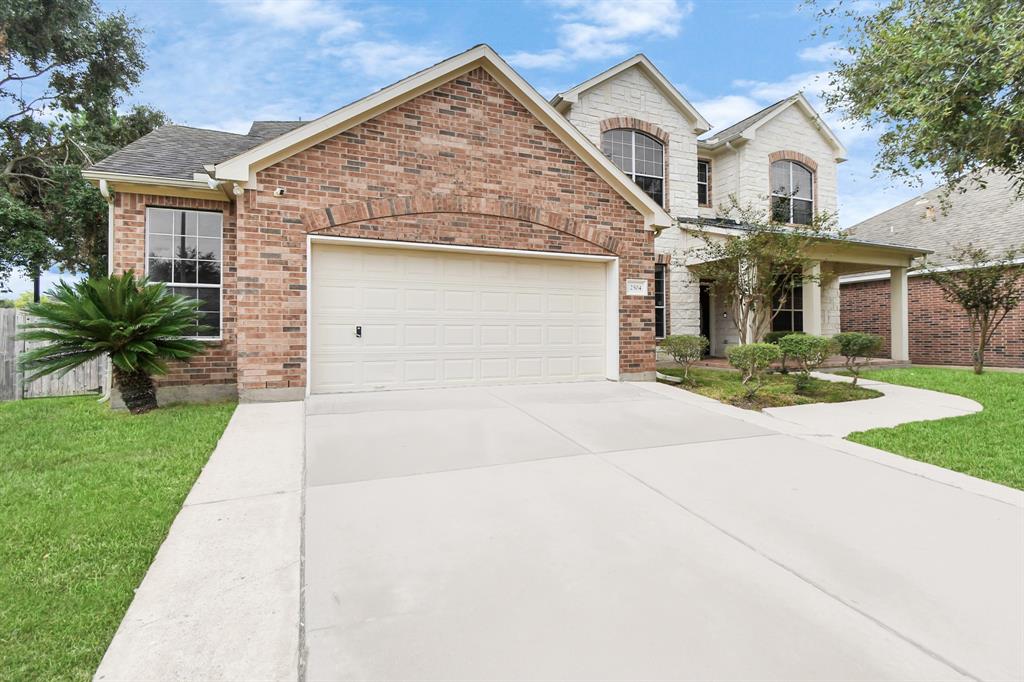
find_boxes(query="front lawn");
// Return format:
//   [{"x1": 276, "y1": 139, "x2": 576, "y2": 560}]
[
  {"x1": 845, "y1": 368, "x2": 1024, "y2": 490},
  {"x1": 0, "y1": 396, "x2": 236, "y2": 681},
  {"x1": 660, "y1": 367, "x2": 882, "y2": 410}
]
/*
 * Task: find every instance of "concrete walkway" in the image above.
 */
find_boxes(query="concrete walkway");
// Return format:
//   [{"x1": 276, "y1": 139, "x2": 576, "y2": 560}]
[
  {"x1": 93, "y1": 402, "x2": 304, "y2": 682},
  {"x1": 761, "y1": 372, "x2": 982, "y2": 437}
]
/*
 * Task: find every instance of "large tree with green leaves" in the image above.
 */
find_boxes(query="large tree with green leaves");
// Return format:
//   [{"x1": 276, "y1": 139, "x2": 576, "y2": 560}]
[
  {"x1": 1, "y1": 0, "x2": 167, "y2": 292},
  {"x1": 815, "y1": 0, "x2": 1024, "y2": 195}
]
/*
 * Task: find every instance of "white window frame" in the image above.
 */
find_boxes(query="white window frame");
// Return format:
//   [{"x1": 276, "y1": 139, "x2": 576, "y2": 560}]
[
  {"x1": 602, "y1": 129, "x2": 665, "y2": 206},
  {"x1": 770, "y1": 160, "x2": 814, "y2": 225},
  {"x1": 144, "y1": 207, "x2": 224, "y2": 341},
  {"x1": 697, "y1": 159, "x2": 711, "y2": 207},
  {"x1": 654, "y1": 262, "x2": 667, "y2": 339}
]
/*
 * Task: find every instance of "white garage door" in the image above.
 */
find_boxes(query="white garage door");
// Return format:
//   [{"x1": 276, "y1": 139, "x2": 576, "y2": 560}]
[{"x1": 309, "y1": 242, "x2": 610, "y2": 393}]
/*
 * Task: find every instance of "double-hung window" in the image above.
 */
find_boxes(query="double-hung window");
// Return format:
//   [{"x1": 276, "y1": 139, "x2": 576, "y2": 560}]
[
  {"x1": 601, "y1": 129, "x2": 664, "y2": 206},
  {"x1": 770, "y1": 160, "x2": 814, "y2": 225},
  {"x1": 697, "y1": 159, "x2": 711, "y2": 207},
  {"x1": 145, "y1": 207, "x2": 223, "y2": 338},
  {"x1": 654, "y1": 263, "x2": 667, "y2": 338},
  {"x1": 771, "y1": 276, "x2": 804, "y2": 333}
]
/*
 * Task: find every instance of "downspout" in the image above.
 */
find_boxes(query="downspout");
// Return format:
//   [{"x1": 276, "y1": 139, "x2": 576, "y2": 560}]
[{"x1": 99, "y1": 179, "x2": 114, "y2": 403}]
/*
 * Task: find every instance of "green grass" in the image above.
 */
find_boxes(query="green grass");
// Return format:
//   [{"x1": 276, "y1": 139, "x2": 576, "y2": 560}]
[
  {"x1": 0, "y1": 396, "x2": 236, "y2": 681},
  {"x1": 844, "y1": 367, "x2": 1024, "y2": 490},
  {"x1": 660, "y1": 366, "x2": 882, "y2": 410}
]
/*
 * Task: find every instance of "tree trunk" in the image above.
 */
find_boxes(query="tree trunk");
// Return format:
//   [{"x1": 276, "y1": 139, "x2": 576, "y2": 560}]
[{"x1": 113, "y1": 366, "x2": 158, "y2": 414}]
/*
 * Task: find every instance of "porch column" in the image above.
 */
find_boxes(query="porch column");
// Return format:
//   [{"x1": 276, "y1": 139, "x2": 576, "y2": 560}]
[
  {"x1": 801, "y1": 262, "x2": 822, "y2": 336},
  {"x1": 890, "y1": 266, "x2": 910, "y2": 362}
]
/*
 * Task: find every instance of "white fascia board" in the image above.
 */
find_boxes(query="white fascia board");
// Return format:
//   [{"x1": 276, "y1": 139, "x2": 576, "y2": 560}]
[
  {"x1": 82, "y1": 169, "x2": 212, "y2": 190},
  {"x1": 841, "y1": 256, "x2": 1024, "y2": 284},
  {"x1": 212, "y1": 44, "x2": 672, "y2": 230},
  {"x1": 553, "y1": 54, "x2": 711, "y2": 133}
]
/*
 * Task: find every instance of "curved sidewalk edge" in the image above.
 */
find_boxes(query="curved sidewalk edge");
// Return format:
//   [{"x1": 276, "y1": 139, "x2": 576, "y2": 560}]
[
  {"x1": 93, "y1": 401, "x2": 305, "y2": 682},
  {"x1": 761, "y1": 371, "x2": 982, "y2": 438},
  {"x1": 633, "y1": 380, "x2": 1021, "y2": 509}
]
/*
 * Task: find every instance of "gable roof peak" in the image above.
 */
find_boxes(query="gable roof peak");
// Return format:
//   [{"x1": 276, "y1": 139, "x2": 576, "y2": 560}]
[
  {"x1": 699, "y1": 93, "x2": 848, "y2": 162},
  {"x1": 551, "y1": 53, "x2": 711, "y2": 134}
]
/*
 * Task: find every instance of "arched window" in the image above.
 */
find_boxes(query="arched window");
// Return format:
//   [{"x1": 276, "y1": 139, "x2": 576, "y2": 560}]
[
  {"x1": 601, "y1": 129, "x2": 664, "y2": 206},
  {"x1": 770, "y1": 160, "x2": 814, "y2": 225}
]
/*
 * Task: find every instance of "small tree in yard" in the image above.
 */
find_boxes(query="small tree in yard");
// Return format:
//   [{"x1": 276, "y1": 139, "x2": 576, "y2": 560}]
[
  {"x1": 18, "y1": 272, "x2": 207, "y2": 414},
  {"x1": 659, "y1": 334, "x2": 708, "y2": 383},
  {"x1": 685, "y1": 199, "x2": 837, "y2": 344},
  {"x1": 726, "y1": 343, "x2": 781, "y2": 399},
  {"x1": 778, "y1": 334, "x2": 836, "y2": 391},
  {"x1": 833, "y1": 332, "x2": 884, "y2": 386},
  {"x1": 925, "y1": 246, "x2": 1023, "y2": 374}
]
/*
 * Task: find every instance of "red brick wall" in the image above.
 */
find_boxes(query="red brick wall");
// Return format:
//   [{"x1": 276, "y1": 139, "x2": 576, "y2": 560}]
[
  {"x1": 841, "y1": 275, "x2": 1024, "y2": 368},
  {"x1": 111, "y1": 193, "x2": 238, "y2": 387},
  {"x1": 234, "y1": 66, "x2": 654, "y2": 392}
]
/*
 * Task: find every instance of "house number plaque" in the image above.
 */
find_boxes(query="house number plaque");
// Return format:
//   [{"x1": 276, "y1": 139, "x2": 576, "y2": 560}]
[{"x1": 626, "y1": 278, "x2": 648, "y2": 296}]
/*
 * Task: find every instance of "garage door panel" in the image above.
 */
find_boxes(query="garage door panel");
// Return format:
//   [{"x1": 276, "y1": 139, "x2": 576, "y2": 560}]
[{"x1": 311, "y1": 244, "x2": 609, "y2": 393}]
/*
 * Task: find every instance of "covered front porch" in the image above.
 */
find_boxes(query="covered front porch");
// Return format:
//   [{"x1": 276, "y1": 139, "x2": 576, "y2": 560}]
[{"x1": 685, "y1": 238, "x2": 927, "y2": 361}]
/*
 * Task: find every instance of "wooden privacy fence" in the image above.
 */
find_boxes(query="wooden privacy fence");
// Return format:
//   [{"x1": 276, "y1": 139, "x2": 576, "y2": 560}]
[{"x1": 0, "y1": 308, "x2": 105, "y2": 401}]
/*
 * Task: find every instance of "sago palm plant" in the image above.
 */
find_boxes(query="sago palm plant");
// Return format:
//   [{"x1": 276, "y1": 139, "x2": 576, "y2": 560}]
[{"x1": 18, "y1": 272, "x2": 208, "y2": 414}]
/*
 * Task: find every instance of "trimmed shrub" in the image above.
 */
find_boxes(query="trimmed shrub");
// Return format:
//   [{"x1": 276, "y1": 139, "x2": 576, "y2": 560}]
[
  {"x1": 833, "y1": 332, "x2": 884, "y2": 386},
  {"x1": 777, "y1": 334, "x2": 836, "y2": 391},
  {"x1": 764, "y1": 330, "x2": 804, "y2": 372},
  {"x1": 726, "y1": 343, "x2": 781, "y2": 398},
  {"x1": 659, "y1": 334, "x2": 708, "y2": 383}
]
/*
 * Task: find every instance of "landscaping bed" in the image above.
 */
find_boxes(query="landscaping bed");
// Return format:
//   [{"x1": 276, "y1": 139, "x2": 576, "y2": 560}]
[
  {"x1": 0, "y1": 396, "x2": 236, "y2": 681},
  {"x1": 659, "y1": 367, "x2": 882, "y2": 410},
  {"x1": 844, "y1": 368, "x2": 1023, "y2": 490}
]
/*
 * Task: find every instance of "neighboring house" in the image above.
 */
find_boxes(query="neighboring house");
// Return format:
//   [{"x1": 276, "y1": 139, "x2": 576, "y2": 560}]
[
  {"x1": 841, "y1": 171, "x2": 1024, "y2": 368},
  {"x1": 82, "y1": 45, "x2": 923, "y2": 403}
]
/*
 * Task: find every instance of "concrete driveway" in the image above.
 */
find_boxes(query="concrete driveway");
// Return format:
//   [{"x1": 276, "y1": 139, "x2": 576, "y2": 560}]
[{"x1": 304, "y1": 381, "x2": 1023, "y2": 682}]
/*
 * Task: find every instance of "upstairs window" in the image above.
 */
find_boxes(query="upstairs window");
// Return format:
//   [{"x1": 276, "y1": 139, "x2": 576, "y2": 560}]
[
  {"x1": 697, "y1": 159, "x2": 711, "y2": 207},
  {"x1": 146, "y1": 207, "x2": 223, "y2": 338},
  {"x1": 602, "y1": 129, "x2": 664, "y2": 206},
  {"x1": 770, "y1": 160, "x2": 814, "y2": 225}
]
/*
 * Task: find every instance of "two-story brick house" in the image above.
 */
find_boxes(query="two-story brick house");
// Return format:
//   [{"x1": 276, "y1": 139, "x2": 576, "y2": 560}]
[{"x1": 83, "y1": 45, "x2": 924, "y2": 403}]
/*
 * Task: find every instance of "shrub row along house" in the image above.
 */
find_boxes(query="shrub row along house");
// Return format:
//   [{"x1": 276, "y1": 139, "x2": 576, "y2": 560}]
[
  {"x1": 841, "y1": 170, "x2": 1023, "y2": 369},
  {"x1": 83, "y1": 45, "x2": 925, "y2": 403}
]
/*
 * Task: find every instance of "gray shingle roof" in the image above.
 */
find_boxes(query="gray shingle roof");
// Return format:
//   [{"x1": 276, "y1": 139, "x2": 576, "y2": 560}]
[
  {"x1": 87, "y1": 121, "x2": 304, "y2": 180},
  {"x1": 847, "y1": 171, "x2": 1024, "y2": 266}
]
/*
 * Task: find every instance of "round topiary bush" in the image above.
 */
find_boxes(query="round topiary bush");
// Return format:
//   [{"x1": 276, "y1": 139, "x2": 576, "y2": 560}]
[
  {"x1": 726, "y1": 342, "x2": 781, "y2": 398},
  {"x1": 658, "y1": 334, "x2": 709, "y2": 382}
]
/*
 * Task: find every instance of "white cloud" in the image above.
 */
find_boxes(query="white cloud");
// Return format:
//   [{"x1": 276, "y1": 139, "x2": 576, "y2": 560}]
[
  {"x1": 798, "y1": 40, "x2": 847, "y2": 63},
  {"x1": 692, "y1": 95, "x2": 763, "y2": 134},
  {"x1": 322, "y1": 41, "x2": 448, "y2": 82},
  {"x1": 507, "y1": 50, "x2": 569, "y2": 70},
  {"x1": 2, "y1": 270, "x2": 80, "y2": 298},
  {"x1": 510, "y1": 0, "x2": 692, "y2": 69},
  {"x1": 230, "y1": 0, "x2": 361, "y2": 34}
]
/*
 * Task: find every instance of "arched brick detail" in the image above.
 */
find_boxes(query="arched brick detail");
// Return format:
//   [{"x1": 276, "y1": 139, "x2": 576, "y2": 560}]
[
  {"x1": 599, "y1": 116, "x2": 670, "y2": 144},
  {"x1": 768, "y1": 150, "x2": 818, "y2": 172},
  {"x1": 598, "y1": 117, "x2": 669, "y2": 211},
  {"x1": 301, "y1": 193, "x2": 623, "y2": 255},
  {"x1": 768, "y1": 150, "x2": 819, "y2": 222}
]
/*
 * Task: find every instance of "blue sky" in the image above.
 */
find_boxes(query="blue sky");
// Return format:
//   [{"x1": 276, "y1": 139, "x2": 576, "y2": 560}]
[{"x1": 9, "y1": 0, "x2": 927, "y2": 295}]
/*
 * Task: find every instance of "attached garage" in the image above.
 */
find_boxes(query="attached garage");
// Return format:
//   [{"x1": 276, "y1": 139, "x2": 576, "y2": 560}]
[{"x1": 308, "y1": 239, "x2": 618, "y2": 393}]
